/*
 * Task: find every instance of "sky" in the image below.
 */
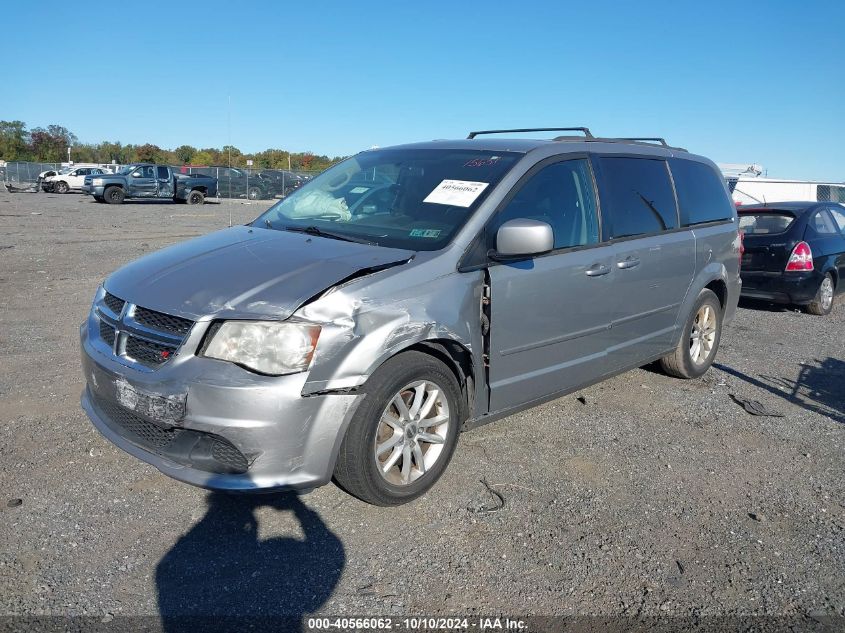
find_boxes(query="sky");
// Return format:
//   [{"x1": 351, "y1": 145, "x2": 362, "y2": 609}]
[{"x1": 2, "y1": 1, "x2": 844, "y2": 181}]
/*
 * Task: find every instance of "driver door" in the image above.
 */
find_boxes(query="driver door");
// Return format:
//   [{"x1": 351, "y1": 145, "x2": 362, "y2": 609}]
[
  {"x1": 487, "y1": 157, "x2": 617, "y2": 412},
  {"x1": 130, "y1": 166, "x2": 157, "y2": 197}
]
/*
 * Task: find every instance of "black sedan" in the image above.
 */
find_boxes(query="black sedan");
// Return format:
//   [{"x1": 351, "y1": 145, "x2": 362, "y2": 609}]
[{"x1": 739, "y1": 202, "x2": 845, "y2": 315}]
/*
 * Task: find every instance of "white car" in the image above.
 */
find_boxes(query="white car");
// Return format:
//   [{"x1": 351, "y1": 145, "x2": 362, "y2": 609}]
[{"x1": 43, "y1": 166, "x2": 113, "y2": 193}]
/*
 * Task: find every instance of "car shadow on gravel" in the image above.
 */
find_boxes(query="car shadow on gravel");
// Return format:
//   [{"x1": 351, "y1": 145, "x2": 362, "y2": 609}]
[
  {"x1": 155, "y1": 492, "x2": 344, "y2": 632},
  {"x1": 715, "y1": 357, "x2": 845, "y2": 424}
]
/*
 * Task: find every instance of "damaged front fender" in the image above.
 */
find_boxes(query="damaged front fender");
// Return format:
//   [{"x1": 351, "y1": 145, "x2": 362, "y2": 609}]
[{"x1": 297, "y1": 258, "x2": 487, "y2": 416}]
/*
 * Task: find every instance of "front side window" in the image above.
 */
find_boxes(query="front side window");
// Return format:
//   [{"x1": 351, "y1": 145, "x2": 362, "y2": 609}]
[
  {"x1": 597, "y1": 157, "x2": 678, "y2": 238},
  {"x1": 256, "y1": 149, "x2": 519, "y2": 251},
  {"x1": 671, "y1": 158, "x2": 735, "y2": 226},
  {"x1": 489, "y1": 159, "x2": 599, "y2": 249}
]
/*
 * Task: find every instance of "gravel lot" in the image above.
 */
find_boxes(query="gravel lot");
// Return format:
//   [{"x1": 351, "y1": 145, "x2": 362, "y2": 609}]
[{"x1": 1, "y1": 191, "x2": 843, "y2": 626}]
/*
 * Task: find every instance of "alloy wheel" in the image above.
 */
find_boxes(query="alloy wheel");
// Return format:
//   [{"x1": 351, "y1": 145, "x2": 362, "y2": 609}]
[
  {"x1": 690, "y1": 304, "x2": 717, "y2": 365},
  {"x1": 373, "y1": 380, "x2": 450, "y2": 486}
]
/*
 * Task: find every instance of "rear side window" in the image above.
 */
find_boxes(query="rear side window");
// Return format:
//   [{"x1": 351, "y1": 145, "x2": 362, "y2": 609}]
[
  {"x1": 738, "y1": 212, "x2": 795, "y2": 234},
  {"x1": 597, "y1": 157, "x2": 678, "y2": 238},
  {"x1": 808, "y1": 210, "x2": 839, "y2": 236},
  {"x1": 670, "y1": 159, "x2": 735, "y2": 226},
  {"x1": 157, "y1": 166, "x2": 169, "y2": 179},
  {"x1": 491, "y1": 159, "x2": 599, "y2": 249},
  {"x1": 828, "y1": 207, "x2": 845, "y2": 232}
]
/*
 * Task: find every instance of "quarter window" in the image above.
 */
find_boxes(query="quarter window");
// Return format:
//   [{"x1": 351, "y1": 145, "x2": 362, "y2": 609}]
[
  {"x1": 597, "y1": 157, "x2": 678, "y2": 238},
  {"x1": 829, "y1": 207, "x2": 845, "y2": 233},
  {"x1": 670, "y1": 158, "x2": 735, "y2": 226},
  {"x1": 491, "y1": 159, "x2": 599, "y2": 250},
  {"x1": 809, "y1": 210, "x2": 839, "y2": 236}
]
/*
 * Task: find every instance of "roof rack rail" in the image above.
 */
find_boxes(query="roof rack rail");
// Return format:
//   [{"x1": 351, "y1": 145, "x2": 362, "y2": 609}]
[
  {"x1": 616, "y1": 137, "x2": 669, "y2": 147},
  {"x1": 467, "y1": 127, "x2": 593, "y2": 139}
]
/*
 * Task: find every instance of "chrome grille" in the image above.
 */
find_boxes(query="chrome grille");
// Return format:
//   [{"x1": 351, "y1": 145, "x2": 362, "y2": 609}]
[
  {"x1": 125, "y1": 336, "x2": 177, "y2": 367},
  {"x1": 99, "y1": 321, "x2": 116, "y2": 347},
  {"x1": 133, "y1": 307, "x2": 193, "y2": 337},
  {"x1": 94, "y1": 295, "x2": 195, "y2": 370},
  {"x1": 103, "y1": 292, "x2": 125, "y2": 315}
]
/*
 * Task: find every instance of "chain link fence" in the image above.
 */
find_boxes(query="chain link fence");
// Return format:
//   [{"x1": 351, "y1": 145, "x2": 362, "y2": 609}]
[{"x1": 1, "y1": 161, "x2": 322, "y2": 200}]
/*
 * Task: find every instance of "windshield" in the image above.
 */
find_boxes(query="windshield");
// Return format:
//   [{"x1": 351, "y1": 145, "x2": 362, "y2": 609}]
[{"x1": 254, "y1": 148, "x2": 520, "y2": 250}]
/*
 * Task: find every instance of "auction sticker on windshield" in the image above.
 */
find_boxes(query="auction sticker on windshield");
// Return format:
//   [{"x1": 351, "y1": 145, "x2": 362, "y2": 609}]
[{"x1": 423, "y1": 180, "x2": 489, "y2": 207}]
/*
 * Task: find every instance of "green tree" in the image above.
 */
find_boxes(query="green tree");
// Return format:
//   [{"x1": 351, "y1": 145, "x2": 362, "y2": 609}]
[
  {"x1": 135, "y1": 143, "x2": 162, "y2": 163},
  {"x1": 0, "y1": 120, "x2": 29, "y2": 160},
  {"x1": 174, "y1": 144, "x2": 196, "y2": 164}
]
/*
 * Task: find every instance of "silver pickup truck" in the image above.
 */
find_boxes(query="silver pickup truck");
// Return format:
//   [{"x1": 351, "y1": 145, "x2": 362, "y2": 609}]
[{"x1": 82, "y1": 164, "x2": 218, "y2": 205}]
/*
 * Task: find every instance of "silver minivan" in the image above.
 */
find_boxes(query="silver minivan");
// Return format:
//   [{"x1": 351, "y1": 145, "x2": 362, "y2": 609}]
[{"x1": 80, "y1": 128, "x2": 741, "y2": 505}]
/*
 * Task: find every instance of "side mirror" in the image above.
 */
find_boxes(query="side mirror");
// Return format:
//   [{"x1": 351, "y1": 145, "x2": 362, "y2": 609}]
[
  {"x1": 491, "y1": 218, "x2": 554, "y2": 260},
  {"x1": 131, "y1": 171, "x2": 142, "y2": 178}
]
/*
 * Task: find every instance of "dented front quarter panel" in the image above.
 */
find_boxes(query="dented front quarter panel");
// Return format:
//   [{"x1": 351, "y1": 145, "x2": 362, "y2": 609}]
[{"x1": 297, "y1": 248, "x2": 487, "y2": 416}]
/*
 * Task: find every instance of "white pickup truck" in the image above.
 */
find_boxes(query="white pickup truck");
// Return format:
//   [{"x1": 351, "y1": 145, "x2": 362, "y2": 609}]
[{"x1": 42, "y1": 166, "x2": 113, "y2": 193}]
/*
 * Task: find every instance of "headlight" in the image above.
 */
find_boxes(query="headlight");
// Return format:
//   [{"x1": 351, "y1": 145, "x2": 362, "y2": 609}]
[
  {"x1": 203, "y1": 320, "x2": 321, "y2": 375},
  {"x1": 92, "y1": 178, "x2": 104, "y2": 186}
]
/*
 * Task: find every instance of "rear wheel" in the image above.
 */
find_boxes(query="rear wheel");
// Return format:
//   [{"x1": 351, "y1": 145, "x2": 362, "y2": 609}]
[
  {"x1": 247, "y1": 186, "x2": 263, "y2": 200},
  {"x1": 104, "y1": 186, "x2": 125, "y2": 204},
  {"x1": 807, "y1": 273, "x2": 835, "y2": 316},
  {"x1": 186, "y1": 190, "x2": 205, "y2": 205},
  {"x1": 54, "y1": 181, "x2": 69, "y2": 194},
  {"x1": 333, "y1": 351, "x2": 463, "y2": 505},
  {"x1": 660, "y1": 288, "x2": 722, "y2": 379}
]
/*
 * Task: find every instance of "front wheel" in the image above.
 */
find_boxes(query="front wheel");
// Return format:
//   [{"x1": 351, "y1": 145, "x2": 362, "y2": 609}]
[
  {"x1": 54, "y1": 181, "x2": 69, "y2": 194},
  {"x1": 806, "y1": 273, "x2": 835, "y2": 316},
  {"x1": 104, "y1": 186, "x2": 125, "y2": 204},
  {"x1": 660, "y1": 288, "x2": 723, "y2": 379},
  {"x1": 333, "y1": 351, "x2": 463, "y2": 505},
  {"x1": 247, "y1": 186, "x2": 263, "y2": 200}
]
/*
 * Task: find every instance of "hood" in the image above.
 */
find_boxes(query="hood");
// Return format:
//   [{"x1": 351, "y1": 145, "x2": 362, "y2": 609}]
[{"x1": 104, "y1": 226, "x2": 414, "y2": 320}]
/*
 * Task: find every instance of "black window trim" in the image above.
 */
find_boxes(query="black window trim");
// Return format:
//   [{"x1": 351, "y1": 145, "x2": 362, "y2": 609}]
[{"x1": 457, "y1": 152, "x2": 605, "y2": 272}]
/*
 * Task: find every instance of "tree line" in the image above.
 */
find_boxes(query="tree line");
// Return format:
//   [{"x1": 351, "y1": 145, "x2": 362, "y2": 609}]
[{"x1": 0, "y1": 121, "x2": 343, "y2": 172}]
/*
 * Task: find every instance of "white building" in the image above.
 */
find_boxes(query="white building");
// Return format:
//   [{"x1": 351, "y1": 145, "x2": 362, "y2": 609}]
[{"x1": 718, "y1": 163, "x2": 845, "y2": 205}]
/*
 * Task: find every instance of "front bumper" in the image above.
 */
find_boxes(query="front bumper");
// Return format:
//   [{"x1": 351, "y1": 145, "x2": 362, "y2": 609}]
[
  {"x1": 79, "y1": 317, "x2": 363, "y2": 491},
  {"x1": 82, "y1": 185, "x2": 106, "y2": 196},
  {"x1": 740, "y1": 270, "x2": 821, "y2": 305}
]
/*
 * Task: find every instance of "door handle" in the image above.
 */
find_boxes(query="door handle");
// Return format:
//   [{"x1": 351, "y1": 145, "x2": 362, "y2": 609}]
[
  {"x1": 616, "y1": 257, "x2": 641, "y2": 270},
  {"x1": 585, "y1": 263, "x2": 610, "y2": 277}
]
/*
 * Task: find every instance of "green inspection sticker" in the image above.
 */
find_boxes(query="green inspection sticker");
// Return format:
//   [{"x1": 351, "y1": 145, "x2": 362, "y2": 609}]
[{"x1": 409, "y1": 229, "x2": 442, "y2": 238}]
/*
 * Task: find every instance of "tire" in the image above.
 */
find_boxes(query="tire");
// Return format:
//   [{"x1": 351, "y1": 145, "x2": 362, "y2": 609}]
[
  {"x1": 333, "y1": 351, "x2": 464, "y2": 505},
  {"x1": 104, "y1": 186, "x2": 125, "y2": 204},
  {"x1": 247, "y1": 186, "x2": 263, "y2": 200},
  {"x1": 806, "y1": 273, "x2": 835, "y2": 316},
  {"x1": 54, "y1": 181, "x2": 69, "y2": 194},
  {"x1": 186, "y1": 190, "x2": 205, "y2": 205},
  {"x1": 660, "y1": 288, "x2": 723, "y2": 379}
]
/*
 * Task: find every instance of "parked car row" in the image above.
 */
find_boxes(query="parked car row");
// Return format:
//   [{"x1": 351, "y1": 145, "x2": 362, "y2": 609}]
[{"x1": 194, "y1": 167, "x2": 309, "y2": 200}]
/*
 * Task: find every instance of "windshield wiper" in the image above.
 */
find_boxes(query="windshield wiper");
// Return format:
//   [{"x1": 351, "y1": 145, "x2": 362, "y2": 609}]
[{"x1": 281, "y1": 225, "x2": 376, "y2": 245}]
